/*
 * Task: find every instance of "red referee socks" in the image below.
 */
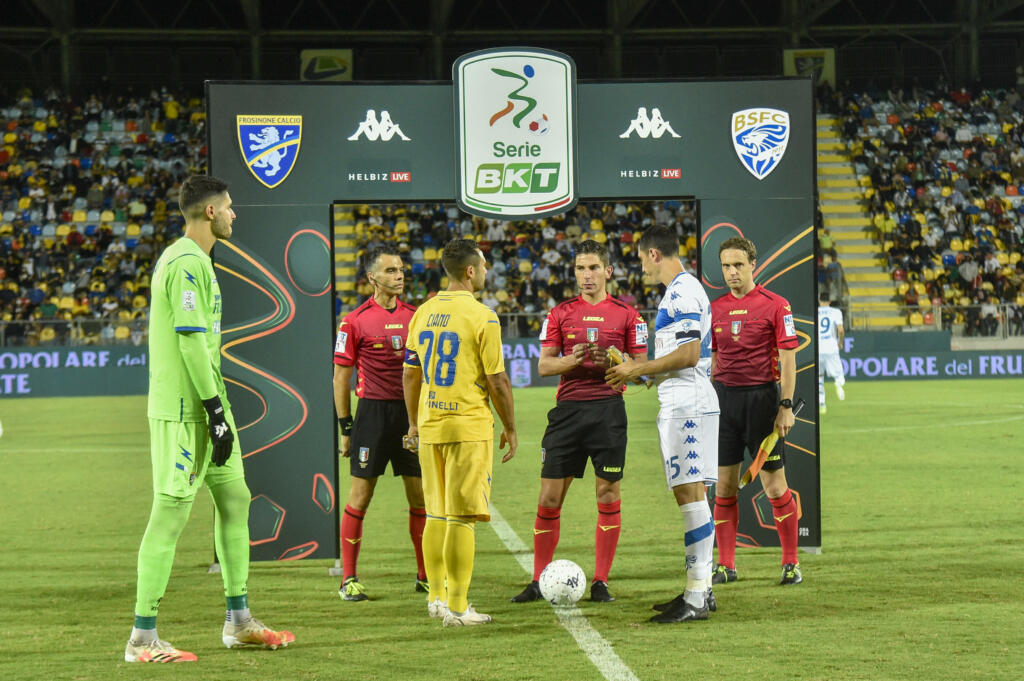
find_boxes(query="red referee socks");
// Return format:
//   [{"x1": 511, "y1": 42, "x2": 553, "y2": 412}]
[
  {"x1": 770, "y1": 488, "x2": 799, "y2": 566},
  {"x1": 409, "y1": 507, "x2": 427, "y2": 581},
  {"x1": 713, "y1": 495, "x2": 738, "y2": 570},
  {"x1": 532, "y1": 505, "x2": 561, "y2": 581},
  {"x1": 593, "y1": 500, "x2": 621, "y2": 584},
  {"x1": 341, "y1": 504, "x2": 366, "y2": 578}
]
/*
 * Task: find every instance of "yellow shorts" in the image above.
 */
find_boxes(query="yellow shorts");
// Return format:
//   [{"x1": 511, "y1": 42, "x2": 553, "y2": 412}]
[
  {"x1": 419, "y1": 440, "x2": 493, "y2": 521},
  {"x1": 149, "y1": 410, "x2": 244, "y2": 500}
]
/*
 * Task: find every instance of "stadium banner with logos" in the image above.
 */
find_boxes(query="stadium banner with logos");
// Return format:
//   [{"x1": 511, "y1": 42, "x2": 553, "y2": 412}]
[
  {"x1": 0, "y1": 346, "x2": 147, "y2": 397},
  {"x1": 783, "y1": 48, "x2": 835, "y2": 87},
  {"x1": 207, "y1": 59, "x2": 817, "y2": 559}
]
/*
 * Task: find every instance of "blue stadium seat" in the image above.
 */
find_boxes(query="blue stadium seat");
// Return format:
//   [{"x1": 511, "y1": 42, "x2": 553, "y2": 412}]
[
  {"x1": 29, "y1": 224, "x2": 42, "y2": 236},
  {"x1": 84, "y1": 224, "x2": 97, "y2": 236},
  {"x1": 412, "y1": 262, "x2": 425, "y2": 275},
  {"x1": 942, "y1": 253, "x2": 956, "y2": 267},
  {"x1": 125, "y1": 237, "x2": 139, "y2": 249}
]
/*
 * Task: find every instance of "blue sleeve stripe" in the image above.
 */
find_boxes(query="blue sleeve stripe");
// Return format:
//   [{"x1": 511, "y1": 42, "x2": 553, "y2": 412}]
[
  {"x1": 175, "y1": 326, "x2": 207, "y2": 332},
  {"x1": 655, "y1": 308, "x2": 702, "y2": 331}
]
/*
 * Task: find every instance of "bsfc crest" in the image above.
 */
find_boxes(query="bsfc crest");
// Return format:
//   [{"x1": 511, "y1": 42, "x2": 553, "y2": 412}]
[
  {"x1": 586, "y1": 328, "x2": 598, "y2": 343},
  {"x1": 731, "y1": 108, "x2": 789, "y2": 180},
  {"x1": 391, "y1": 335, "x2": 404, "y2": 350},
  {"x1": 237, "y1": 115, "x2": 302, "y2": 188}
]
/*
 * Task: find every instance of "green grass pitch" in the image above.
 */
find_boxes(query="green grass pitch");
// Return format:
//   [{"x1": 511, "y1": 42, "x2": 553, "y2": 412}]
[{"x1": 1, "y1": 380, "x2": 1022, "y2": 680}]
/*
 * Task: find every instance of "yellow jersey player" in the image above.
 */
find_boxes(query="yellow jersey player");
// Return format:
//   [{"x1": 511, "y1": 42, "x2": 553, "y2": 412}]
[{"x1": 402, "y1": 238, "x2": 517, "y2": 627}]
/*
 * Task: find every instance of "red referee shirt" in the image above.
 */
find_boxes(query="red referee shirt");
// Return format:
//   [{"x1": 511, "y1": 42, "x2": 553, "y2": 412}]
[
  {"x1": 333, "y1": 297, "x2": 416, "y2": 400},
  {"x1": 711, "y1": 285, "x2": 798, "y2": 386},
  {"x1": 541, "y1": 295, "x2": 647, "y2": 401}
]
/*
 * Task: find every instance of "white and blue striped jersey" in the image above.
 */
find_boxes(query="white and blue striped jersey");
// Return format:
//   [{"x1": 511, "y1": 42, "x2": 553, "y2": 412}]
[
  {"x1": 654, "y1": 271, "x2": 718, "y2": 417},
  {"x1": 817, "y1": 305, "x2": 844, "y2": 355}
]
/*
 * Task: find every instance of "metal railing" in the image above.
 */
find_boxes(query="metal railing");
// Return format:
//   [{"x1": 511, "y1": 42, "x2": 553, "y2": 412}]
[
  {"x1": 0, "y1": 319, "x2": 147, "y2": 347},
  {"x1": 844, "y1": 303, "x2": 1023, "y2": 338}
]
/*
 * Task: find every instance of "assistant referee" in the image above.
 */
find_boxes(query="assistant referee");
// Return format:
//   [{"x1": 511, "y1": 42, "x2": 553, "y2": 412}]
[{"x1": 709, "y1": 236, "x2": 803, "y2": 586}]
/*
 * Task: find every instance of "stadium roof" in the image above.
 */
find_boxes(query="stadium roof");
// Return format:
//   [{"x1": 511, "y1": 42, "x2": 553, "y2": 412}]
[{"x1": 4, "y1": 0, "x2": 1024, "y2": 86}]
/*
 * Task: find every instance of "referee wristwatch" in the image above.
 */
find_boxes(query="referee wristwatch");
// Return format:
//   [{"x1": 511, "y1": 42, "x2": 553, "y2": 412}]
[{"x1": 779, "y1": 398, "x2": 794, "y2": 409}]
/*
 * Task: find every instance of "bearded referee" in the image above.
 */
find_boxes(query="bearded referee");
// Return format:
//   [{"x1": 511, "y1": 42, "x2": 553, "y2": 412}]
[
  {"x1": 710, "y1": 236, "x2": 803, "y2": 586},
  {"x1": 125, "y1": 175, "x2": 293, "y2": 663},
  {"x1": 334, "y1": 245, "x2": 427, "y2": 602}
]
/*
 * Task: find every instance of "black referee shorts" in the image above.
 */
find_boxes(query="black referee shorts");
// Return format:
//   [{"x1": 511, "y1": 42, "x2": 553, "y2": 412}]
[
  {"x1": 540, "y1": 397, "x2": 628, "y2": 481},
  {"x1": 713, "y1": 381, "x2": 786, "y2": 470},
  {"x1": 348, "y1": 398, "x2": 421, "y2": 479}
]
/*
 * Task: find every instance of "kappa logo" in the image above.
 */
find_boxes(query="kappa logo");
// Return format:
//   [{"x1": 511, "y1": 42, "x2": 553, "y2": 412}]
[
  {"x1": 237, "y1": 115, "x2": 302, "y2": 189},
  {"x1": 731, "y1": 108, "x2": 790, "y2": 180},
  {"x1": 684, "y1": 434, "x2": 697, "y2": 444},
  {"x1": 684, "y1": 419, "x2": 697, "y2": 429},
  {"x1": 347, "y1": 109, "x2": 410, "y2": 142},
  {"x1": 685, "y1": 451, "x2": 699, "y2": 460},
  {"x1": 620, "y1": 107, "x2": 680, "y2": 139}
]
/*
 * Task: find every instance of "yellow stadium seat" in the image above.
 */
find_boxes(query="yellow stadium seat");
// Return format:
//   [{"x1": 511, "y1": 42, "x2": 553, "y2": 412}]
[
  {"x1": 100, "y1": 210, "x2": 115, "y2": 222},
  {"x1": 908, "y1": 312, "x2": 924, "y2": 326},
  {"x1": 423, "y1": 247, "x2": 438, "y2": 261},
  {"x1": 72, "y1": 210, "x2": 87, "y2": 222},
  {"x1": 997, "y1": 252, "x2": 1009, "y2": 265},
  {"x1": 114, "y1": 325, "x2": 131, "y2": 340},
  {"x1": 39, "y1": 326, "x2": 57, "y2": 342},
  {"x1": 18, "y1": 196, "x2": 31, "y2": 210},
  {"x1": 126, "y1": 223, "x2": 141, "y2": 236},
  {"x1": 949, "y1": 238, "x2": 963, "y2": 251},
  {"x1": 958, "y1": 296, "x2": 970, "y2": 306},
  {"x1": 1011, "y1": 252, "x2": 1022, "y2": 264},
  {"x1": 518, "y1": 260, "x2": 532, "y2": 274},
  {"x1": 941, "y1": 186, "x2": 952, "y2": 197},
  {"x1": 592, "y1": 231, "x2": 607, "y2": 243},
  {"x1": 923, "y1": 268, "x2": 935, "y2": 281},
  {"x1": 897, "y1": 282, "x2": 910, "y2": 296},
  {"x1": 982, "y1": 281, "x2": 995, "y2": 292},
  {"x1": 914, "y1": 282, "x2": 927, "y2": 295},
  {"x1": 56, "y1": 224, "x2": 71, "y2": 237},
  {"x1": 58, "y1": 296, "x2": 74, "y2": 310}
]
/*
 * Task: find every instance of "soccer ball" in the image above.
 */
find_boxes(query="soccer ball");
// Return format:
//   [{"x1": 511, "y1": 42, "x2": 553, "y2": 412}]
[
  {"x1": 528, "y1": 113, "x2": 550, "y2": 135},
  {"x1": 538, "y1": 559, "x2": 586, "y2": 606}
]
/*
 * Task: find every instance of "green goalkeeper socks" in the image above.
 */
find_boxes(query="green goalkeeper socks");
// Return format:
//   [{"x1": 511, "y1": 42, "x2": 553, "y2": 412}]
[
  {"x1": 134, "y1": 494, "x2": 195, "y2": 617},
  {"x1": 209, "y1": 478, "x2": 252, "y2": 601}
]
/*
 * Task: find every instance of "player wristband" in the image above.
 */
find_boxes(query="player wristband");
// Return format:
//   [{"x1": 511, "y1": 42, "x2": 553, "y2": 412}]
[{"x1": 338, "y1": 415, "x2": 354, "y2": 436}]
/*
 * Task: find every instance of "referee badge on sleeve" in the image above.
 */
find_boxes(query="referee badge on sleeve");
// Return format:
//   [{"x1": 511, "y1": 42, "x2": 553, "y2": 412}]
[{"x1": 336, "y1": 331, "x2": 348, "y2": 353}]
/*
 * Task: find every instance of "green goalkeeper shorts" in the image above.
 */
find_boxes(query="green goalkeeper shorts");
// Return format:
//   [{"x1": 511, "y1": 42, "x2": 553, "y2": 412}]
[{"x1": 149, "y1": 410, "x2": 244, "y2": 499}]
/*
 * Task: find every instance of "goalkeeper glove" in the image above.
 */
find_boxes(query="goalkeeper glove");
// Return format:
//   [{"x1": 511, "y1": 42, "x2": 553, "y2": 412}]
[{"x1": 202, "y1": 396, "x2": 234, "y2": 466}]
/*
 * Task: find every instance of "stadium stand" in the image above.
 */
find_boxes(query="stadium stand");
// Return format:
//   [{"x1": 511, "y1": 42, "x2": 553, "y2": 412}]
[
  {"x1": 829, "y1": 84, "x2": 1024, "y2": 335},
  {"x1": 0, "y1": 87, "x2": 203, "y2": 346}
]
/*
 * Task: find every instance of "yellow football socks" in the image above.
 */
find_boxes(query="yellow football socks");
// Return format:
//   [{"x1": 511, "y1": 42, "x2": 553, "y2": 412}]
[{"x1": 443, "y1": 516, "x2": 476, "y2": 613}]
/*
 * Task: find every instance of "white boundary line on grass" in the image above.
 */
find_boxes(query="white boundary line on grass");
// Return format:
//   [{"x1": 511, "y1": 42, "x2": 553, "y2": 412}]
[
  {"x1": 488, "y1": 503, "x2": 641, "y2": 681},
  {"x1": 832, "y1": 413, "x2": 1024, "y2": 434}
]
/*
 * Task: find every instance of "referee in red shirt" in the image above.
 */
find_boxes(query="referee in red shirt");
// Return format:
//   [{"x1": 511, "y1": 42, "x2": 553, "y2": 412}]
[
  {"x1": 333, "y1": 246, "x2": 427, "y2": 601},
  {"x1": 710, "y1": 237, "x2": 803, "y2": 586},
  {"x1": 510, "y1": 239, "x2": 648, "y2": 603}
]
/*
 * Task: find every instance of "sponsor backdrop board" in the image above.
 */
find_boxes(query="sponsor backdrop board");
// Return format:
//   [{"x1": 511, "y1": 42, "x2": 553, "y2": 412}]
[{"x1": 208, "y1": 61, "x2": 817, "y2": 560}]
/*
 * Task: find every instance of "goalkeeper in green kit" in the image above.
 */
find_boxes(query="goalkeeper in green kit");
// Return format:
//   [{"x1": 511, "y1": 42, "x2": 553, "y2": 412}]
[{"x1": 125, "y1": 175, "x2": 294, "y2": 663}]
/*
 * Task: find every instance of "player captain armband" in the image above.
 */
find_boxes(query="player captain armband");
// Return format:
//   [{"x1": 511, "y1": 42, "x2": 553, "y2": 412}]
[
  {"x1": 605, "y1": 346, "x2": 654, "y2": 389},
  {"x1": 338, "y1": 415, "x2": 354, "y2": 436}
]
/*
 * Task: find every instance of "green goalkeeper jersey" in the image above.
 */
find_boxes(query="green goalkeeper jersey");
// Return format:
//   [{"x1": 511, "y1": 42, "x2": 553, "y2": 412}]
[{"x1": 147, "y1": 236, "x2": 228, "y2": 421}]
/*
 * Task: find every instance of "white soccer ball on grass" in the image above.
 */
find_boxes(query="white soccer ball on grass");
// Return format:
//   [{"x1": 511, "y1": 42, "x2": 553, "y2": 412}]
[{"x1": 538, "y1": 559, "x2": 586, "y2": 607}]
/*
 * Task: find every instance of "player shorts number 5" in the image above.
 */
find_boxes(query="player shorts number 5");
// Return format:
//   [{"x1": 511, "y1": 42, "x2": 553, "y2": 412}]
[{"x1": 657, "y1": 413, "x2": 719, "y2": 489}]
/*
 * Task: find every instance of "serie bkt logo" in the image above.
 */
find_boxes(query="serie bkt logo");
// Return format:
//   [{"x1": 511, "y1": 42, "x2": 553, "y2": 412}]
[{"x1": 454, "y1": 48, "x2": 578, "y2": 219}]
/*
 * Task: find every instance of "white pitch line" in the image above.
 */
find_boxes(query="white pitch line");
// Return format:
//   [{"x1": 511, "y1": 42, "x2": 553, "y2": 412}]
[
  {"x1": 831, "y1": 413, "x2": 1024, "y2": 434},
  {"x1": 488, "y1": 503, "x2": 641, "y2": 681}
]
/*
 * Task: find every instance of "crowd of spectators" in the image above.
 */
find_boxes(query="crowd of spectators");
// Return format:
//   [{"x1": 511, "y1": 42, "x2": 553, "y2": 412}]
[
  {"x1": 7, "y1": 80, "x2": 1024, "y2": 346},
  {"x1": 835, "y1": 81, "x2": 1024, "y2": 335},
  {"x1": 346, "y1": 201, "x2": 700, "y2": 337},
  {"x1": 0, "y1": 86, "x2": 205, "y2": 345}
]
